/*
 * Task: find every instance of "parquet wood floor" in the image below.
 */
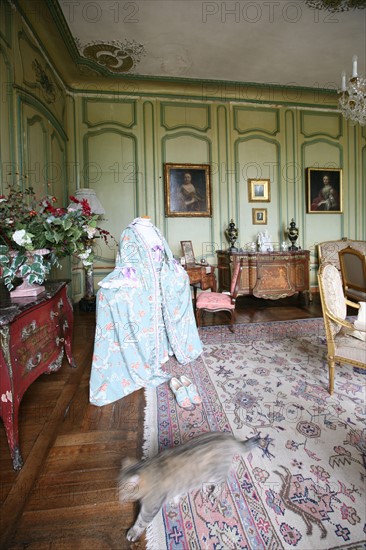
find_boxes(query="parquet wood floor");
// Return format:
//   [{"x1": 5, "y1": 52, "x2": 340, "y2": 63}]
[{"x1": 0, "y1": 294, "x2": 324, "y2": 550}]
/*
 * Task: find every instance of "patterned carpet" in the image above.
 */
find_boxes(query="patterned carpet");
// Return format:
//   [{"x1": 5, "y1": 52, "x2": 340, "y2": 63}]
[{"x1": 144, "y1": 318, "x2": 366, "y2": 549}]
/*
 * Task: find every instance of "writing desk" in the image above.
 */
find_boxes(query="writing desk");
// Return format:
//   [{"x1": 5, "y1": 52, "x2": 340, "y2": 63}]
[
  {"x1": 216, "y1": 250, "x2": 311, "y2": 303},
  {"x1": 0, "y1": 281, "x2": 75, "y2": 470},
  {"x1": 185, "y1": 264, "x2": 217, "y2": 302}
]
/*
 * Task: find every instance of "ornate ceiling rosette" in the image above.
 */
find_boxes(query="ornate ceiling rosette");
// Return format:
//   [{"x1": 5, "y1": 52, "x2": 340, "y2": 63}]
[
  {"x1": 304, "y1": 0, "x2": 366, "y2": 11},
  {"x1": 77, "y1": 39, "x2": 146, "y2": 74}
]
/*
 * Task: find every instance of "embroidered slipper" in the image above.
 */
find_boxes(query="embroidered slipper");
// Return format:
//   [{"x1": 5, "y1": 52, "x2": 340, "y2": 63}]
[
  {"x1": 169, "y1": 377, "x2": 195, "y2": 410},
  {"x1": 179, "y1": 375, "x2": 202, "y2": 405}
]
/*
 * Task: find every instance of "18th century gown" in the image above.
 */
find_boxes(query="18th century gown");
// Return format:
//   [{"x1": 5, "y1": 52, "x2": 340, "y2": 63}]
[{"x1": 89, "y1": 218, "x2": 202, "y2": 406}]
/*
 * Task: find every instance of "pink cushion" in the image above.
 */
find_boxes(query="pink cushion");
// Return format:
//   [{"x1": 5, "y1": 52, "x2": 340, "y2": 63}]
[{"x1": 196, "y1": 292, "x2": 235, "y2": 310}]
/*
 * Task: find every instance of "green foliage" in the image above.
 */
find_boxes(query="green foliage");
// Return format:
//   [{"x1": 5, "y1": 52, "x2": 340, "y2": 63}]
[{"x1": 0, "y1": 175, "x2": 116, "y2": 290}]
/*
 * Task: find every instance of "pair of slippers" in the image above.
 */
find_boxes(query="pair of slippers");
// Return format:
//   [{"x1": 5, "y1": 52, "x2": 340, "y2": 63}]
[{"x1": 169, "y1": 375, "x2": 202, "y2": 410}]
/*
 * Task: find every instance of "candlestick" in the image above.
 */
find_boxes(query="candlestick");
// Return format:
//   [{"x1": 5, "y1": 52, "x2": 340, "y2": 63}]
[
  {"x1": 341, "y1": 71, "x2": 346, "y2": 91},
  {"x1": 352, "y1": 55, "x2": 358, "y2": 78}
]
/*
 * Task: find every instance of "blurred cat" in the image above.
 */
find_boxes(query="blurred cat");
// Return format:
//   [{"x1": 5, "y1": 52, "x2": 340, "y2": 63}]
[{"x1": 119, "y1": 431, "x2": 261, "y2": 542}]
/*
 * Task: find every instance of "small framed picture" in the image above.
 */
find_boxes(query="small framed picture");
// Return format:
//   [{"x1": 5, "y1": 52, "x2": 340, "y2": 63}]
[
  {"x1": 306, "y1": 168, "x2": 342, "y2": 213},
  {"x1": 248, "y1": 179, "x2": 270, "y2": 202},
  {"x1": 164, "y1": 163, "x2": 212, "y2": 217},
  {"x1": 252, "y1": 208, "x2": 267, "y2": 225},
  {"x1": 181, "y1": 240, "x2": 195, "y2": 265}
]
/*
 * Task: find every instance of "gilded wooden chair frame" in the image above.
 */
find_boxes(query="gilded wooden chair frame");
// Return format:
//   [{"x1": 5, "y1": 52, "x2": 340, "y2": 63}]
[
  {"x1": 338, "y1": 246, "x2": 366, "y2": 303},
  {"x1": 317, "y1": 263, "x2": 366, "y2": 394}
]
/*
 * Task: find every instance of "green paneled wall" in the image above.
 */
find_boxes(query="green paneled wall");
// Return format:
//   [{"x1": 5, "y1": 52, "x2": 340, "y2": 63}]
[{"x1": 1, "y1": 2, "x2": 365, "y2": 302}]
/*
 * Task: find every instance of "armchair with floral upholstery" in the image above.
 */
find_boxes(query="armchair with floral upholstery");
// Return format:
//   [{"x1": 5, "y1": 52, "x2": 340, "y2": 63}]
[
  {"x1": 317, "y1": 238, "x2": 366, "y2": 271},
  {"x1": 317, "y1": 263, "x2": 366, "y2": 394},
  {"x1": 338, "y1": 245, "x2": 366, "y2": 303}
]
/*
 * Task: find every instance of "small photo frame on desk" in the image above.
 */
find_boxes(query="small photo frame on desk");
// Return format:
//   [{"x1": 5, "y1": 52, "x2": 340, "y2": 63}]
[
  {"x1": 248, "y1": 179, "x2": 270, "y2": 202},
  {"x1": 181, "y1": 240, "x2": 195, "y2": 265},
  {"x1": 252, "y1": 208, "x2": 267, "y2": 225}
]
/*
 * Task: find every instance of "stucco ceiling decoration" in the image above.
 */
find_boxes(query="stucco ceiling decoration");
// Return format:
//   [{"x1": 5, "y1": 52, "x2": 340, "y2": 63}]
[
  {"x1": 304, "y1": 0, "x2": 366, "y2": 11},
  {"x1": 32, "y1": 59, "x2": 56, "y2": 103},
  {"x1": 76, "y1": 39, "x2": 146, "y2": 74},
  {"x1": 53, "y1": 0, "x2": 365, "y2": 90}
]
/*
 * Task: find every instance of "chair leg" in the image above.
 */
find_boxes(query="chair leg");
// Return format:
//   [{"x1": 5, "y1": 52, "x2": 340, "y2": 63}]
[
  {"x1": 229, "y1": 310, "x2": 235, "y2": 333},
  {"x1": 328, "y1": 359, "x2": 335, "y2": 395},
  {"x1": 196, "y1": 308, "x2": 202, "y2": 327}
]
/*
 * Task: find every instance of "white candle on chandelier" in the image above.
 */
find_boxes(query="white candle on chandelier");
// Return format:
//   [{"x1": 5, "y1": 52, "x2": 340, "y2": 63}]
[
  {"x1": 341, "y1": 72, "x2": 346, "y2": 91},
  {"x1": 352, "y1": 55, "x2": 358, "y2": 78}
]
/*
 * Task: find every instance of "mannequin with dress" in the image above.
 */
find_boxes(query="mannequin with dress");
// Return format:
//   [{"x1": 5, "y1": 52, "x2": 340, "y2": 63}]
[{"x1": 89, "y1": 217, "x2": 202, "y2": 406}]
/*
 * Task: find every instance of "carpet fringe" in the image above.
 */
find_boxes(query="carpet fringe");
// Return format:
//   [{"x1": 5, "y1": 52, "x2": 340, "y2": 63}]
[
  {"x1": 146, "y1": 514, "x2": 166, "y2": 550},
  {"x1": 143, "y1": 387, "x2": 166, "y2": 550},
  {"x1": 143, "y1": 387, "x2": 159, "y2": 460}
]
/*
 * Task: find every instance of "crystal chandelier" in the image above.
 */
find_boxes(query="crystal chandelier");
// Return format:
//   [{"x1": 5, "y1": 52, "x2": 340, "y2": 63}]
[
  {"x1": 338, "y1": 56, "x2": 366, "y2": 126},
  {"x1": 304, "y1": 0, "x2": 366, "y2": 11}
]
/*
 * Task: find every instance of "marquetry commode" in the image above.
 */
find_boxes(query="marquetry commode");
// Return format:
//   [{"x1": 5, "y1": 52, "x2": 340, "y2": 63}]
[
  {"x1": 0, "y1": 281, "x2": 75, "y2": 470},
  {"x1": 216, "y1": 250, "x2": 311, "y2": 303}
]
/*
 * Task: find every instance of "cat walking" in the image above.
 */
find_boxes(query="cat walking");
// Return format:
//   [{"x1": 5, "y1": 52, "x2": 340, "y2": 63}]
[{"x1": 119, "y1": 431, "x2": 261, "y2": 542}]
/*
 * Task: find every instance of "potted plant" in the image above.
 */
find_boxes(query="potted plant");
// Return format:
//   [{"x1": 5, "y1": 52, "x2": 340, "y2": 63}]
[{"x1": 0, "y1": 174, "x2": 114, "y2": 294}]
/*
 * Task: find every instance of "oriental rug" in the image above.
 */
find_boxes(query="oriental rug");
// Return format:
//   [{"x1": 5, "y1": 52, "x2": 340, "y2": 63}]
[{"x1": 144, "y1": 318, "x2": 366, "y2": 550}]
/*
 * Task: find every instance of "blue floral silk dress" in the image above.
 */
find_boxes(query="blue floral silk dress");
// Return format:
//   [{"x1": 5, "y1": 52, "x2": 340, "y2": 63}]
[{"x1": 89, "y1": 220, "x2": 203, "y2": 406}]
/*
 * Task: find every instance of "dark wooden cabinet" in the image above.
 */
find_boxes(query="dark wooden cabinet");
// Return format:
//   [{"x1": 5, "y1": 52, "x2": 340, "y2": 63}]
[
  {"x1": 216, "y1": 250, "x2": 310, "y2": 302},
  {"x1": 0, "y1": 281, "x2": 75, "y2": 470}
]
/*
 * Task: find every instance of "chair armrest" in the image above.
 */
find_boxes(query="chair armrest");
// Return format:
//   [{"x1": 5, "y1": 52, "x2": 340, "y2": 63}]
[
  {"x1": 326, "y1": 310, "x2": 366, "y2": 333},
  {"x1": 345, "y1": 298, "x2": 360, "y2": 309}
]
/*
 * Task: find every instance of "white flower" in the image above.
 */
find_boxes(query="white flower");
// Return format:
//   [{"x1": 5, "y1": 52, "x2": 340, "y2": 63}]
[
  {"x1": 78, "y1": 248, "x2": 92, "y2": 260},
  {"x1": 0, "y1": 197, "x2": 7, "y2": 203},
  {"x1": 83, "y1": 225, "x2": 97, "y2": 239},
  {"x1": 82, "y1": 259, "x2": 93, "y2": 267},
  {"x1": 12, "y1": 229, "x2": 33, "y2": 247}
]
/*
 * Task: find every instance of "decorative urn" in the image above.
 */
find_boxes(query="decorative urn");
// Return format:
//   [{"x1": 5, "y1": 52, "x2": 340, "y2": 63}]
[
  {"x1": 226, "y1": 219, "x2": 239, "y2": 252},
  {"x1": 287, "y1": 218, "x2": 299, "y2": 251}
]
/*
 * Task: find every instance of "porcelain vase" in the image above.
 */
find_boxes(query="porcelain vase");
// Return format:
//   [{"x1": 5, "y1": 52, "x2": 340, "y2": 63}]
[{"x1": 9, "y1": 249, "x2": 49, "y2": 298}]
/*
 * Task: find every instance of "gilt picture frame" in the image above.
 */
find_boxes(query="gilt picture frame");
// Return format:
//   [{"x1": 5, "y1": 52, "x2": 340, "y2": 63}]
[
  {"x1": 252, "y1": 208, "x2": 267, "y2": 225},
  {"x1": 164, "y1": 163, "x2": 211, "y2": 217},
  {"x1": 248, "y1": 179, "x2": 270, "y2": 202},
  {"x1": 306, "y1": 167, "x2": 342, "y2": 214}
]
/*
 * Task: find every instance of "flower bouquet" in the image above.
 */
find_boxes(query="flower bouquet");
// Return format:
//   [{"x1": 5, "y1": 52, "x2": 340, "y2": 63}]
[{"x1": 0, "y1": 174, "x2": 114, "y2": 293}]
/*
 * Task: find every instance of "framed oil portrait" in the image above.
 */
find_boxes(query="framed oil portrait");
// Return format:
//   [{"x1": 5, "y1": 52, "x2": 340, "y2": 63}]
[
  {"x1": 252, "y1": 208, "x2": 267, "y2": 225},
  {"x1": 164, "y1": 163, "x2": 212, "y2": 217},
  {"x1": 180, "y1": 240, "x2": 195, "y2": 265},
  {"x1": 306, "y1": 167, "x2": 342, "y2": 214},
  {"x1": 248, "y1": 179, "x2": 270, "y2": 202}
]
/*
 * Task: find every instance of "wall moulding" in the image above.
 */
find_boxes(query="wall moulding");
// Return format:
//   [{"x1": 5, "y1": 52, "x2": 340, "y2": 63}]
[
  {"x1": 233, "y1": 106, "x2": 280, "y2": 135},
  {"x1": 82, "y1": 98, "x2": 136, "y2": 128},
  {"x1": 161, "y1": 102, "x2": 211, "y2": 132},
  {"x1": 300, "y1": 111, "x2": 343, "y2": 139}
]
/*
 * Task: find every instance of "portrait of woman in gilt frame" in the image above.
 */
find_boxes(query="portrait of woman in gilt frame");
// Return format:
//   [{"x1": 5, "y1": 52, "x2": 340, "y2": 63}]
[
  {"x1": 164, "y1": 163, "x2": 212, "y2": 217},
  {"x1": 306, "y1": 168, "x2": 342, "y2": 214}
]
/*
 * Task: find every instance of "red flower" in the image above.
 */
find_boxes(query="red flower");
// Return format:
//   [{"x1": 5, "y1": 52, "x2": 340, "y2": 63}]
[{"x1": 80, "y1": 198, "x2": 91, "y2": 217}]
